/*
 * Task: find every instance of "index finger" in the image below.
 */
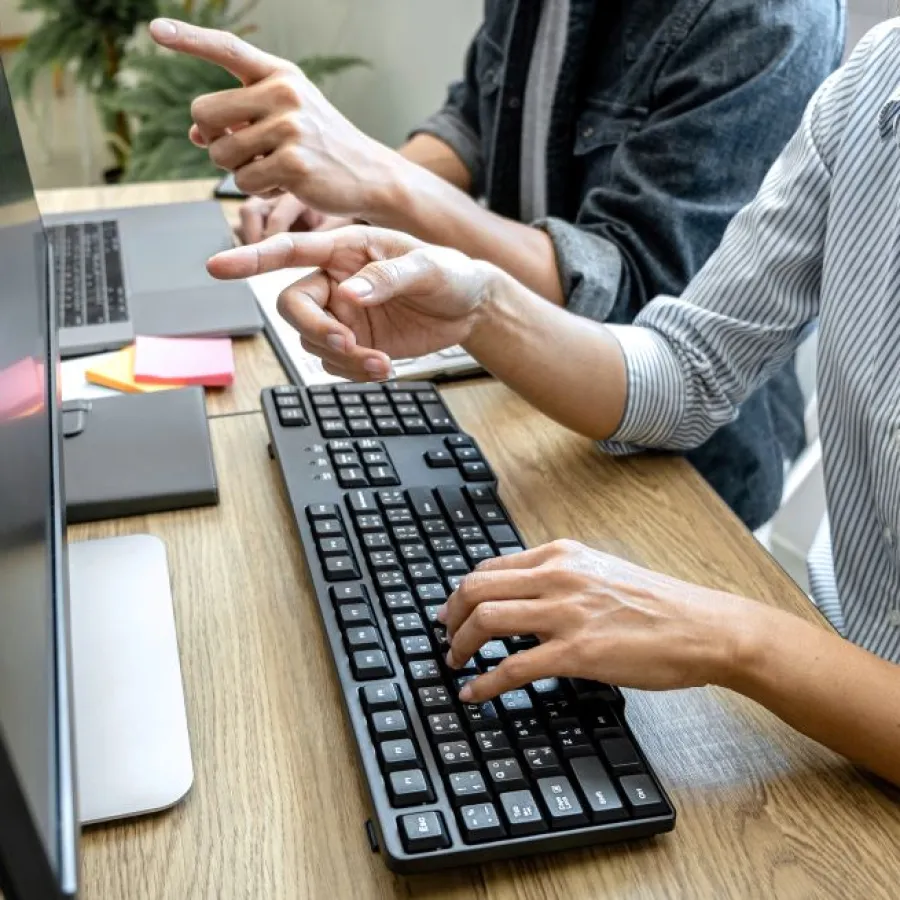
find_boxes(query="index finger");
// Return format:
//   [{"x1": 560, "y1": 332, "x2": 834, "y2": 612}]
[
  {"x1": 207, "y1": 231, "x2": 342, "y2": 280},
  {"x1": 149, "y1": 18, "x2": 287, "y2": 84}
]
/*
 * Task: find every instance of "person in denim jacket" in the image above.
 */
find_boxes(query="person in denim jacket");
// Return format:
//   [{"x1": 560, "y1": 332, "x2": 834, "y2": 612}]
[{"x1": 154, "y1": 1, "x2": 845, "y2": 529}]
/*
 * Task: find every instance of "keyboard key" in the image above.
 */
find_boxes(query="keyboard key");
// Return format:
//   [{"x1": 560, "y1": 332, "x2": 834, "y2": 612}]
[
  {"x1": 462, "y1": 701, "x2": 500, "y2": 729},
  {"x1": 386, "y1": 509, "x2": 414, "y2": 526},
  {"x1": 509, "y1": 715, "x2": 550, "y2": 748},
  {"x1": 390, "y1": 392, "x2": 414, "y2": 404},
  {"x1": 278, "y1": 408, "x2": 308, "y2": 426},
  {"x1": 530, "y1": 677, "x2": 563, "y2": 698},
  {"x1": 307, "y1": 503, "x2": 339, "y2": 520},
  {"x1": 330, "y1": 584, "x2": 367, "y2": 606},
  {"x1": 448, "y1": 770, "x2": 490, "y2": 806},
  {"x1": 474, "y1": 503, "x2": 506, "y2": 524},
  {"x1": 474, "y1": 729, "x2": 512, "y2": 759},
  {"x1": 408, "y1": 562, "x2": 439, "y2": 583},
  {"x1": 599, "y1": 737, "x2": 643, "y2": 775},
  {"x1": 389, "y1": 769, "x2": 434, "y2": 807},
  {"x1": 376, "y1": 571, "x2": 406, "y2": 591},
  {"x1": 375, "y1": 417, "x2": 403, "y2": 435},
  {"x1": 619, "y1": 774, "x2": 668, "y2": 816},
  {"x1": 422, "y1": 604, "x2": 443, "y2": 624},
  {"x1": 445, "y1": 435, "x2": 473, "y2": 448},
  {"x1": 363, "y1": 532, "x2": 391, "y2": 551},
  {"x1": 459, "y1": 803, "x2": 505, "y2": 843},
  {"x1": 369, "y1": 550, "x2": 400, "y2": 571},
  {"x1": 392, "y1": 526, "x2": 420, "y2": 543},
  {"x1": 571, "y1": 679, "x2": 620, "y2": 704},
  {"x1": 408, "y1": 659, "x2": 442, "y2": 687},
  {"x1": 313, "y1": 518, "x2": 343, "y2": 537},
  {"x1": 399, "y1": 635, "x2": 432, "y2": 660},
  {"x1": 338, "y1": 392, "x2": 363, "y2": 405},
  {"x1": 332, "y1": 452, "x2": 359, "y2": 467},
  {"x1": 408, "y1": 487, "x2": 441, "y2": 519},
  {"x1": 584, "y1": 704, "x2": 623, "y2": 740},
  {"x1": 543, "y1": 699, "x2": 580, "y2": 730},
  {"x1": 393, "y1": 613, "x2": 426, "y2": 635},
  {"x1": 486, "y1": 758, "x2": 527, "y2": 791},
  {"x1": 352, "y1": 649, "x2": 392, "y2": 680},
  {"x1": 321, "y1": 420, "x2": 349, "y2": 437},
  {"x1": 422, "y1": 404, "x2": 455, "y2": 432},
  {"x1": 337, "y1": 467, "x2": 368, "y2": 488},
  {"x1": 339, "y1": 603, "x2": 374, "y2": 627},
  {"x1": 557, "y1": 727, "x2": 593, "y2": 759},
  {"x1": 384, "y1": 591, "x2": 417, "y2": 613},
  {"x1": 380, "y1": 739, "x2": 419, "y2": 773},
  {"x1": 345, "y1": 626, "x2": 381, "y2": 650},
  {"x1": 498, "y1": 690, "x2": 533, "y2": 714},
  {"x1": 438, "y1": 555, "x2": 469, "y2": 575},
  {"x1": 399, "y1": 811, "x2": 450, "y2": 853},
  {"x1": 317, "y1": 406, "x2": 344, "y2": 419},
  {"x1": 422, "y1": 520, "x2": 451, "y2": 537},
  {"x1": 487, "y1": 525, "x2": 518, "y2": 547},
  {"x1": 499, "y1": 790, "x2": 547, "y2": 836},
  {"x1": 570, "y1": 757, "x2": 626, "y2": 823},
  {"x1": 361, "y1": 681, "x2": 400, "y2": 713},
  {"x1": 275, "y1": 394, "x2": 302, "y2": 408},
  {"x1": 437, "y1": 487, "x2": 476, "y2": 526},
  {"x1": 477, "y1": 640, "x2": 509, "y2": 665},
  {"x1": 416, "y1": 583, "x2": 448, "y2": 603},
  {"x1": 453, "y1": 446, "x2": 480, "y2": 463},
  {"x1": 347, "y1": 490, "x2": 378, "y2": 514},
  {"x1": 324, "y1": 556, "x2": 360, "y2": 581},
  {"x1": 464, "y1": 543, "x2": 495, "y2": 564},
  {"x1": 427, "y1": 713, "x2": 463, "y2": 741},
  {"x1": 457, "y1": 525, "x2": 485, "y2": 543},
  {"x1": 425, "y1": 449, "x2": 455, "y2": 468},
  {"x1": 401, "y1": 416, "x2": 429, "y2": 434},
  {"x1": 499, "y1": 545, "x2": 525, "y2": 556},
  {"x1": 523, "y1": 747, "x2": 563, "y2": 778},
  {"x1": 368, "y1": 466, "x2": 400, "y2": 486},
  {"x1": 343, "y1": 405, "x2": 367, "y2": 419},
  {"x1": 429, "y1": 537, "x2": 459, "y2": 554},
  {"x1": 378, "y1": 490, "x2": 407, "y2": 508},
  {"x1": 368, "y1": 405, "x2": 393, "y2": 418},
  {"x1": 462, "y1": 461, "x2": 491, "y2": 481},
  {"x1": 537, "y1": 776, "x2": 588, "y2": 829},
  {"x1": 318, "y1": 537, "x2": 349, "y2": 556},
  {"x1": 400, "y1": 543, "x2": 430, "y2": 562},
  {"x1": 356, "y1": 514, "x2": 384, "y2": 533},
  {"x1": 437, "y1": 741, "x2": 475, "y2": 773},
  {"x1": 371, "y1": 710, "x2": 410, "y2": 740}
]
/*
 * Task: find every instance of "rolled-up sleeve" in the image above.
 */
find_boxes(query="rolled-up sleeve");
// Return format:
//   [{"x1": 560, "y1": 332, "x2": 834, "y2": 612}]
[
  {"x1": 537, "y1": 0, "x2": 843, "y2": 325},
  {"x1": 598, "y1": 61, "x2": 846, "y2": 454},
  {"x1": 409, "y1": 27, "x2": 486, "y2": 195}
]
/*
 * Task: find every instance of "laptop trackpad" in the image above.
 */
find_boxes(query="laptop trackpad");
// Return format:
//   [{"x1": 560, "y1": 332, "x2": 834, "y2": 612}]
[
  {"x1": 123, "y1": 224, "x2": 228, "y2": 293},
  {"x1": 130, "y1": 284, "x2": 258, "y2": 337}
]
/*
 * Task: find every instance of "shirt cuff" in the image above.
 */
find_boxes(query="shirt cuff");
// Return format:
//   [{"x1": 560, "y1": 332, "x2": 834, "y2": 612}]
[
  {"x1": 598, "y1": 324, "x2": 687, "y2": 453},
  {"x1": 409, "y1": 109, "x2": 485, "y2": 196},
  {"x1": 535, "y1": 217, "x2": 623, "y2": 321}
]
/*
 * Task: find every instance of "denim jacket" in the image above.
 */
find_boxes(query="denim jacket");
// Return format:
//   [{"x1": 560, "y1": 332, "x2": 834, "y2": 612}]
[{"x1": 414, "y1": 0, "x2": 845, "y2": 529}]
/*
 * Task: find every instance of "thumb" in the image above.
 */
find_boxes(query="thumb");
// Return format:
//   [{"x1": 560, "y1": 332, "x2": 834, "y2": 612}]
[{"x1": 339, "y1": 251, "x2": 442, "y2": 307}]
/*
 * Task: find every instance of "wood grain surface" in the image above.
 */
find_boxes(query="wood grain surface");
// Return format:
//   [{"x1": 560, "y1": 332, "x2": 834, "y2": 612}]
[
  {"x1": 35, "y1": 180, "x2": 282, "y2": 417},
  {"x1": 69, "y1": 386, "x2": 900, "y2": 900}
]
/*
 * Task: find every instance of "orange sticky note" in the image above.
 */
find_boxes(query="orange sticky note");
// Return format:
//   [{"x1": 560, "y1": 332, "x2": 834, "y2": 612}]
[
  {"x1": 85, "y1": 346, "x2": 176, "y2": 394},
  {"x1": 133, "y1": 336, "x2": 235, "y2": 388}
]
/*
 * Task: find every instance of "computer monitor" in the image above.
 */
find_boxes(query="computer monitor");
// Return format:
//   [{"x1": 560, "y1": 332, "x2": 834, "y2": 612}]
[{"x1": 0, "y1": 61, "x2": 79, "y2": 899}]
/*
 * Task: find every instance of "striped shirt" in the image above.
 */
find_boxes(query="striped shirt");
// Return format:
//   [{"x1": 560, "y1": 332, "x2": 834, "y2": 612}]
[{"x1": 602, "y1": 20, "x2": 900, "y2": 662}]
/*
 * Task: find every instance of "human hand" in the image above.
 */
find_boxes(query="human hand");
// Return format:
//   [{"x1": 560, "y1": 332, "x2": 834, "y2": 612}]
[
  {"x1": 237, "y1": 194, "x2": 353, "y2": 244},
  {"x1": 439, "y1": 540, "x2": 755, "y2": 703},
  {"x1": 149, "y1": 18, "x2": 395, "y2": 219},
  {"x1": 206, "y1": 226, "x2": 499, "y2": 379}
]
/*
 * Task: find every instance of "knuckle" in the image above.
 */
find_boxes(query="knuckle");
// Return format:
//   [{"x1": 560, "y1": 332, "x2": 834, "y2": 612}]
[
  {"x1": 470, "y1": 602, "x2": 496, "y2": 632},
  {"x1": 501, "y1": 654, "x2": 528, "y2": 684},
  {"x1": 270, "y1": 74, "x2": 302, "y2": 106},
  {"x1": 208, "y1": 139, "x2": 230, "y2": 167},
  {"x1": 189, "y1": 95, "x2": 209, "y2": 122}
]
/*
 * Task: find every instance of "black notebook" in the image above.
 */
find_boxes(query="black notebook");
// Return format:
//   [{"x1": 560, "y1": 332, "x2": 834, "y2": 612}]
[{"x1": 62, "y1": 387, "x2": 219, "y2": 523}]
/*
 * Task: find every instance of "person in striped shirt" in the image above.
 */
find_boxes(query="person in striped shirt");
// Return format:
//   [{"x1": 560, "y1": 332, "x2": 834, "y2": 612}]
[{"x1": 209, "y1": 22, "x2": 900, "y2": 786}]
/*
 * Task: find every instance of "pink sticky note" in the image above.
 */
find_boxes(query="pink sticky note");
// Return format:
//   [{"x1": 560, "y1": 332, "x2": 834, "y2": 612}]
[{"x1": 133, "y1": 336, "x2": 235, "y2": 388}]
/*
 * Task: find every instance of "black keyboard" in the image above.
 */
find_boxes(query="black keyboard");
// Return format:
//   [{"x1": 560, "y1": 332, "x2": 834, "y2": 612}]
[
  {"x1": 263, "y1": 382, "x2": 675, "y2": 872},
  {"x1": 47, "y1": 221, "x2": 129, "y2": 329}
]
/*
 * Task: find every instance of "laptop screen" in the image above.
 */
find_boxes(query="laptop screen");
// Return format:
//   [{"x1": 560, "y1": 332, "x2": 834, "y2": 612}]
[{"x1": 0, "y1": 57, "x2": 77, "y2": 897}]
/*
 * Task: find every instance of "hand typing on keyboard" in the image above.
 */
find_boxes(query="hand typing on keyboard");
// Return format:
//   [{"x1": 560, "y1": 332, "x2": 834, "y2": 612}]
[
  {"x1": 440, "y1": 540, "x2": 754, "y2": 703},
  {"x1": 207, "y1": 227, "x2": 498, "y2": 381}
]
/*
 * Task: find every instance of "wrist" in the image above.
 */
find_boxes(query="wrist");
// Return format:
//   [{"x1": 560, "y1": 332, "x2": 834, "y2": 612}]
[
  {"x1": 464, "y1": 262, "x2": 516, "y2": 350},
  {"x1": 358, "y1": 147, "x2": 419, "y2": 227},
  {"x1": 703, "y1": 593, "x2": 773, "y2": 691}
]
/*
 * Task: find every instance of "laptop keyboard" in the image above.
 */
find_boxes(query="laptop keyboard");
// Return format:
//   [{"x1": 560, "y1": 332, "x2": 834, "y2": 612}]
[
  {"x1": 48, "y1": 221, "x2": 129, "y2": 329},
  {"x1": 263, "y1": 382, "x2": 675, "y2": 872}
]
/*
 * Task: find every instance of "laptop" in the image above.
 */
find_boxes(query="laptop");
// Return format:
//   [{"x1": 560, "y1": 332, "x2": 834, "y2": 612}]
[{"x1": 0, "y1": 61, "x2": 263, "y2": 359}]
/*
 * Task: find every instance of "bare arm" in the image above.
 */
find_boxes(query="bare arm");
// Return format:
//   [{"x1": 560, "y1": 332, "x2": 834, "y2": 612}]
[{"x1": 395, "y1": 133, "x2": 472, "y2": 193}]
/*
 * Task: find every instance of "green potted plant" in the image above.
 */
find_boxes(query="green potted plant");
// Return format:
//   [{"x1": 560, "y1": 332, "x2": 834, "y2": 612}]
[
  {"x1": 9, "y1": 0, "x2": 160, "y2": 177},
  {"x1": 115, "y1": 1, "x2": 367, "y2": 181}
]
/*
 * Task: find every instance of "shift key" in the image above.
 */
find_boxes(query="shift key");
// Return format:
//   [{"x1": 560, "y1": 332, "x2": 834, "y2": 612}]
[{"x1": 570, "y1": 757, "x2": 626, "y2": 823}]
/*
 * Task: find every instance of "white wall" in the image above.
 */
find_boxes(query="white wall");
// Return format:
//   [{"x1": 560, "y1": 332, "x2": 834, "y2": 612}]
[
  {"x1": 847, "y1": 0, "x2": 897, "y2": 54},
  {"x1": 252, "y1": 0, "x2": 482, "y2": 147}
]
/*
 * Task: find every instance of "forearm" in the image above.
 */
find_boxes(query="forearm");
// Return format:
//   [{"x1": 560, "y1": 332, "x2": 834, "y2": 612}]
[
  {"x1": 464, "y1": 267, "x2": 626, "y2": 439},
  {"x1": 724, "y1": 603, "x2": 900, "y2": 785},
  {"x1": 396, "y1": 133, "x2": 472, "y2": 193},
  {"x1": 368, "y1": 156, "x2": 566, "y2": 305}
]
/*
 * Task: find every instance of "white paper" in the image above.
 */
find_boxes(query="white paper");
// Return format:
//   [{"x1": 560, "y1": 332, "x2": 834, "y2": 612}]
[{"x1": 60, "y1": 352, "x2": 122, "y2": 402}]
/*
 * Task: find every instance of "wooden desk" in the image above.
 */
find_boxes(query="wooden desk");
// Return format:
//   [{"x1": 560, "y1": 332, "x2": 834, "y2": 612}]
[
  {"x1": 62, "y1": 183, "x2": 900, "y2": 899},
  {"x1": 36, "y1": 179, "x2": 283, "y2": 417}
]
